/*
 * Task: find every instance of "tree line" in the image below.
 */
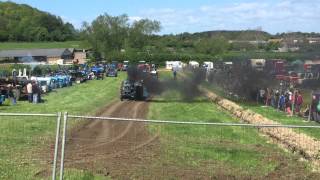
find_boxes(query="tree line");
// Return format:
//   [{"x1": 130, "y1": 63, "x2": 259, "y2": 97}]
[{"x1": 0, "y1": 1, "x2": 78, "y2": 42}]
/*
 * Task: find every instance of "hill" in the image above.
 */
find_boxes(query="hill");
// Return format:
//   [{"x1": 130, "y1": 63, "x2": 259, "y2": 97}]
[
  {"x1": 189, "y1": 30, "x2": 272, "y2": 40},
  {"x1": 0, "y1": 1, "x2": 78, "y2": 42}
]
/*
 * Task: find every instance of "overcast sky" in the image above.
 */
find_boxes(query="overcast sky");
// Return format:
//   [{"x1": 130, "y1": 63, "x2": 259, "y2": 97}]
[{"x1": 3, "y1": 0, "x2": 320, "y2": 34}]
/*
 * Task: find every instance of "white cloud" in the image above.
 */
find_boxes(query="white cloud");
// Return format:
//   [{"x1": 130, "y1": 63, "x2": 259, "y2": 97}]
[
  {"x1": 136, "y1": 0, "x2": 320, "y2": 34},
  {"x1": 129, "y1": 16, "x2": 143, "y2": 22}
]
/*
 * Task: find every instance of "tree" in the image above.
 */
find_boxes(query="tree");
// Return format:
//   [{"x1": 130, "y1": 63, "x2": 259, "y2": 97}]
[
  {"x1": 0, "y1": 1, "x2": 78, "y2": 42},
  {"x1": 36, "y1": 27, "x2": 49, "y2": 41},
  {"x1": 128, "y1": 19, "x2": 161, "y2": 49},
  {"x1": 81, "y1": 13, "x2": 161, "y2": 61},
  {"x1": 194, "y1": 36, "x2": 229, "y2": 55}
]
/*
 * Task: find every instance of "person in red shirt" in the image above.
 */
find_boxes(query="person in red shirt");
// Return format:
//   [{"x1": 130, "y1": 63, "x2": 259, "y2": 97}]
[{"x1": 295, "y1": 90, "x2": 303, "y2": 113}]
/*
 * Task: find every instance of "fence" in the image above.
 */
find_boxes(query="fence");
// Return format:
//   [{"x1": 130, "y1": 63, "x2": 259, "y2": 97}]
[
  {"x1": 1, "y1": 112, "x2": 320, "y2": 179},
  {"x1": 0, "y1": 113, "x2": 60, "y2": 180}
]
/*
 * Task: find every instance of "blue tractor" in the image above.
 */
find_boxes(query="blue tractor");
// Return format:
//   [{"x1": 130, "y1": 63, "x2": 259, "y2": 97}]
[
  {"x1": 91, "y1": 66, "x2": 105, "y2": 80},
  {"x1": 106, "y1": 63, "x2": 118, "y2": 77}
]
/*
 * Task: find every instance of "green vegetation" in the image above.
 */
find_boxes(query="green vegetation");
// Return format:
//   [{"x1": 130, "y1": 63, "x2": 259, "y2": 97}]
[
  {"x1": 0, "y1": 73, "x2": 125, "y2": 179},
  {"x1": 0, "y1": 1, "x2": 78, "y2": 41},
  {"x1": 81, "y1": 13, "x2": 160, "y2": 60},
  {"x1": 145, "y1": 71, "x2": 316, "y2": 178},
  {"x1": 0, "y1": 41, "x2": 83, "y2": 50}
]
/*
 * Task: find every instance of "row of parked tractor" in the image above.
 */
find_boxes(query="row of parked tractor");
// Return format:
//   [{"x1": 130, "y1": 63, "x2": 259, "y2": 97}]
[{"x1": 0, "y1": 61, "x2": 126, "y2": 104}]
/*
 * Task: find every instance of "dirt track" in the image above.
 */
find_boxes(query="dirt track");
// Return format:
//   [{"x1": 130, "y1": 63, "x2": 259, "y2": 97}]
[{"x1": 64, "y1": 100, "x2": 160, "y2": 178}]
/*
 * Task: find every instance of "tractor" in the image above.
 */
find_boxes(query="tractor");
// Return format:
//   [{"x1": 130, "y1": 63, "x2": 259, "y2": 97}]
[
  {"x1": 120, "y1": 80, "x2": 149, "y2": 101},
  {"x1": 91, "y1": 66, "x2": 105, "y2": 80}
]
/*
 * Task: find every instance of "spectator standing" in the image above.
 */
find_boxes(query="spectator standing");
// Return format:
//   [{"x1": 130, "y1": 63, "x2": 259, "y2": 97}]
[
  {"x1": 259, "y1": 89, "x2": 266, "y2": 104},
  {"x1": 311, "y1": 95, "x2": 318, "y2": 121},
  {"x1": 11, "y1": 84, "x2": 19, "y2": 105},
  {"x1": 279, "y1": 93, "x2": 286, "y2": 111},
  {"x1": 270, "y1": 90, "x2": 276, "y2": 108},
  {"x1": 32, "y1": 81, "x2": 38, "y2": 104},
  {"x1": 274, "y1": 90, "x2": 280, "y2": 109},
  {"x1": 7, "y1": 84, "x2": 14, "y2": 105},
  {"x1": 265, "y1": 88, "x2": 271, "y2": 106},
  {"x1": 38, "y1": 85, "x2": 42, "y2": 103},
  {"x1": 286, "y1": 91, "x2": 293, "y2": 116},
  {"x1": 173, "y1": 69, "x2": 177, "y2": 80},
  {"x1": 26, "y1": 81, "x2": 33, "y2": 103},
  {"x1": 295, "y1": 91, "x2": 303, "y2": 113}
]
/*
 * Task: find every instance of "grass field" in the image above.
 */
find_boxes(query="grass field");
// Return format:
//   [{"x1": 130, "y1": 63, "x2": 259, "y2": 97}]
[
  {"x1": 0, "y1": 73, "x2": 125, "y2": 179},
  {"x1": 0, "y1": 41, "x2": 84, "y2": 50},
  {"x1": 146, "y1": 71, "x2": 318, "y2": 179}
]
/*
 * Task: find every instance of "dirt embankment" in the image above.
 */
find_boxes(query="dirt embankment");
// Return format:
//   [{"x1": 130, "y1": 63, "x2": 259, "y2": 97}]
[
  {"x1": 64, "y1": 100, "x2": 160, "y2": 178},
  {"x1": 201, "y1": 87, "x2": 320, "y2": 169}
]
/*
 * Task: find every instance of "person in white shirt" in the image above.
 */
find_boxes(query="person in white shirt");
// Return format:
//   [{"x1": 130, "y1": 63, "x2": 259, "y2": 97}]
[{"x1": 26, "y1": 81, "x2": 33, "y2": 103}]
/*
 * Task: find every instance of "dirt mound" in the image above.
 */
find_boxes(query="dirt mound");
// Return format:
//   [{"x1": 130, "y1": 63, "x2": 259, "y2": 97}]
[
  {"x1": 64, "y1": 100, "x2": 160, "y2": 178},
  {"x1": 201, "y1": 87, "x2": 320, "y2": 170}
]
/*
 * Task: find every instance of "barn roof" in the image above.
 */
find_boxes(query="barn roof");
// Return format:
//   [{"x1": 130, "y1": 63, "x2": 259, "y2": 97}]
[{"x1": 0, "y1": 48, "x2": 72, "y2": 58}]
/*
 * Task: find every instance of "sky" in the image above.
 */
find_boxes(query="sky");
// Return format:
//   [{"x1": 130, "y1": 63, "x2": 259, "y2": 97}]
[{"x1": 2, "y1": 0, "x2": 320, "y2": 34}]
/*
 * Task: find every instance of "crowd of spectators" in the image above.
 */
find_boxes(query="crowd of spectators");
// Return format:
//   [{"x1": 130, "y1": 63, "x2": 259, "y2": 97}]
[{"x1": 257, "y1": 88, "x2": 303, "y2": 116}]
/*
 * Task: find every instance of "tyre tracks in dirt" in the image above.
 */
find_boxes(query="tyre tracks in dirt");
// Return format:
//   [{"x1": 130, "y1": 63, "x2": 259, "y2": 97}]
[{"x1": 64, "y1": 100, "x2": 160, "y2": 178}]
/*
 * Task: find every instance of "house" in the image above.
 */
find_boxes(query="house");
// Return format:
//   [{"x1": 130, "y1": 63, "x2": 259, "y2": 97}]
[
  {"x1": 73, "y1": 49, "x2": 88, "y2": 64},
  {"x1": 307, "y1": 37, "x2": 320, "y2": 44},
  {"x1": 0, "y1": 48, "x2": 73, "y2": 64}
]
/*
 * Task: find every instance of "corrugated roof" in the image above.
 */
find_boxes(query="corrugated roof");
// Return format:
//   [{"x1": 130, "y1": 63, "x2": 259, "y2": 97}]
[{"x1": 0, "y1": 48, "x2": 71, "y2": 58}]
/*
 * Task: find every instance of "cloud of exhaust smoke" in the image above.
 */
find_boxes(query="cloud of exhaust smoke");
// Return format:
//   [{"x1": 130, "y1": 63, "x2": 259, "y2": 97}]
[
  {"x1": 208, "y1": 63, "x2": 277, "y2": 100},
  {"x1": 126, "y1": 66, "x2": 207, "y2": 101}
]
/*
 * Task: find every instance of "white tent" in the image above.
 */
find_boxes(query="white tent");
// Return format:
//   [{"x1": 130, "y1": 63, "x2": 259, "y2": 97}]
[
  {"x1": 189, "y1": 61, "x2": 199, "y2": 68},
  {"x1": 166, "y1": 61, "x2": 183, "y2": 70}
]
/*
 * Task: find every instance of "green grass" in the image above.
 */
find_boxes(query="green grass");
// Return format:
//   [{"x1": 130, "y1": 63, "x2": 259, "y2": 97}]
[
  {"x1": 146, "y1": 72, "x2": 317, "y2": 178},
  {"x1": 0, "y1": 41, "x2": 85, "y2": 50},
  {"x1": 0, "y1": 73, "x2": 125, "y2": 179}
]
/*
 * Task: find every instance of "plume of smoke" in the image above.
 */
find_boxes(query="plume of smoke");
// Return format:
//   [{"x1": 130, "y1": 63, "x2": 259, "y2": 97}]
[
  {"x1": 208, "y1": 64, "x2": 277, "y2": 100},
  {"x1": 126, "y1": 66, "x2": 207, "y2": 101}
]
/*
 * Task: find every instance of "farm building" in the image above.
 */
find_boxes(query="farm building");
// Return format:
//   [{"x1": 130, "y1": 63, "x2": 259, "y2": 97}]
[
  {"x1": 73, "y1": 49, "x2": 88, "y2": 64},
  {"x1": 0, "y1": 48, "x2": 88, "y2": 65}
]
